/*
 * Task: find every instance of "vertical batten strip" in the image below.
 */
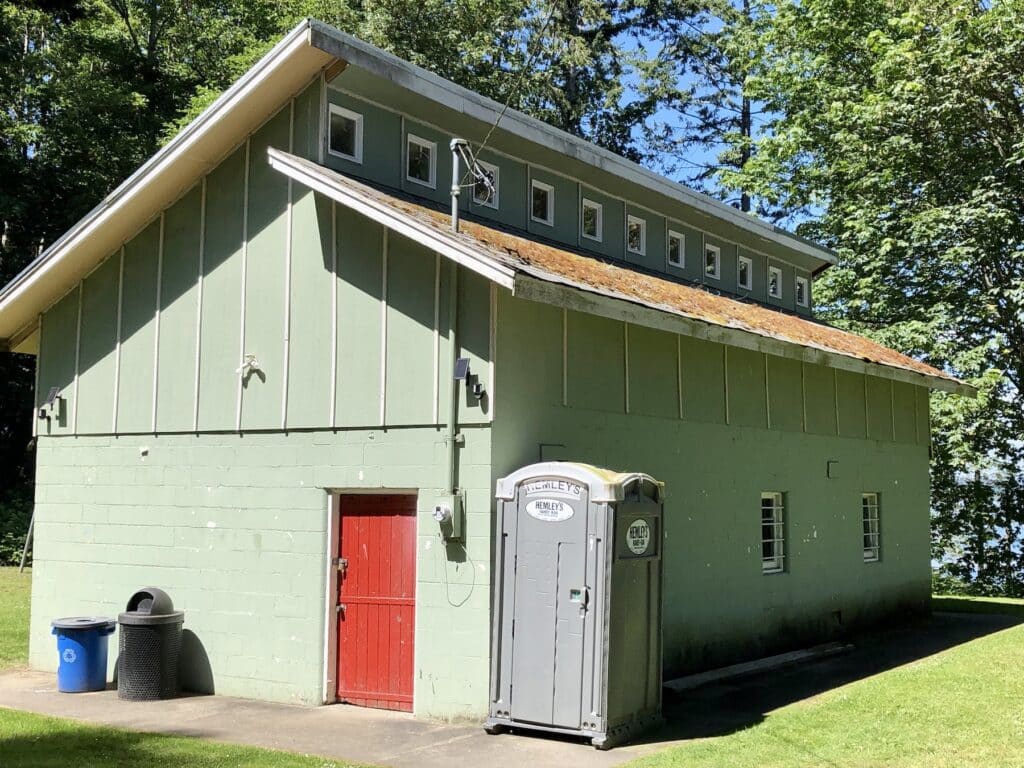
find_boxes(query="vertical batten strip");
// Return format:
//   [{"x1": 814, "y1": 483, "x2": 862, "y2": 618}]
[
  {"x1": 833, "y1": 367, "x2": 840, "y2": 435},
  {"x1": 561, "y1": 308, "x2": 568, "y2": 406},
  {"x1": 489, "y1": 282, "x2": 497, "y2": 422},
  {"x1": 72, "y1": 283, "x2": 83, "y2": 434},
  {"x1": 723, "y1": 345, "x2": 730, "y2": 425},
  {"x1": 151, "y1": 212, "x2": 164, "y2": 432},
  {"x1": 330, "y1": 202, "x2": 338, "y2": 428},
  {"x1": 890, "y1": 380, "x2": 897, "y2": 441},
  {"x1": 800, "y1": 362, "x2": 807, "y2": 433},
  {"x1": 32, "y1": 314, "x2": 42, "y2": 437},
  {"x1": 318, "y1": 71, "x2": 327, "y2": 164},
  {"x1": 623, "y1": 322, "x2": 630, "y2": 414},
  {"x1": 111, "y1": 245, "x2": 125, "y2": 433},
  {"x1": 431, "y1": 252, "x2": 441, "y2": 425},
  {"x1": 863, "y1": 374, "x2": 870, "y2": 437},
  {"x1": 236, "y1": 137, "x2": 251, "y2": 432},
  {"x1": 193, "y1": 177, "x2": 208, "y2": 432},
  {"x1": 379, "y1": 230, "x2": 389, "y2": 426},
  {"x1": 764, "y1": 353, "x2": 771, "y2": 430},
  {"x1": 677, "y1": 335, "x2": 683, "y2": 420},
  {"x1": 281, "y1": 99, "x2": 295, "y2": 431}
]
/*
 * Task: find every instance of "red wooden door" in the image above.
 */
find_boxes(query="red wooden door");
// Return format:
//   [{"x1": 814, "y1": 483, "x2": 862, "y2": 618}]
[{"x1": 336, "y1": 494, "x2": 416, "y2": 711}]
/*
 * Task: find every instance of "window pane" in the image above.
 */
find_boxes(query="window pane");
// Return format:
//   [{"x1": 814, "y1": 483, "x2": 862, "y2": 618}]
[
  {"x1": 474, "y1": 166, "x2": 497, "y2": 206},
  {"x1": 739, "y1": 259, "x2": 749, "y2": 288},
  {"x1": 668, "y1": 235, "x2": 682, "y2": 265},
  {"x1": 408, "y1": 141, "x2": 432, "y2": 184},
  {"x1": 583, "y1": 204, "x2": 599, "y2": 237},
  {"x1": 705, "y1": 248, "x2": 718, "y2": 275},
  {"x1": 796, "y1": 279, "x2": 806, "y2": 304},
  {"x1": 769, "y1": 269, "x2": 780, "y2": 297},
  {"x1": 532, "y1": 185, "x2": 550, "y2": 221},
  {"x1": 628, "y1": 220, "x2": 643, "y2": 252},
  {"x1": 330, "y1": 112, "x2": 357, "y2": 158}
]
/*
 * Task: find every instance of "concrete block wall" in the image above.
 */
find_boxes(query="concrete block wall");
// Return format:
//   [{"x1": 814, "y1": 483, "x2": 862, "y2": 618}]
[{"x1": 30, "y1": 426, "x2": 493, "y2": 715}]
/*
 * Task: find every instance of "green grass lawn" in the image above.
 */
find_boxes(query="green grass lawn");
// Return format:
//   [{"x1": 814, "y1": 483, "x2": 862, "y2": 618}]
[
  {"x1": 629, "y1": 596, "x2": 1024, "y2": 768},
  {"x1": 0, "y1": 709, "x2": 370, "y2": 767},
  {"x1": 0, "y1": 566, "x2": 31, "y2": 670}
]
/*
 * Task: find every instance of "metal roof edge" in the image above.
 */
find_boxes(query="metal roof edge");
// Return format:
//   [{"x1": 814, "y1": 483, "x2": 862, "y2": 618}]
[
  {"x1": 305, "y1": 19, "x2": 836, "y2": 266},
  {"x1": 0, "y1": 19, "x2": 317, "y2": 314}
]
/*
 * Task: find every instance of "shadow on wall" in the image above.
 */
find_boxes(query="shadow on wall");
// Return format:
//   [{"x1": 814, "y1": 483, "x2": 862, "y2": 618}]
[
  {"x1": 637, "y1": 606, "x2": 1023, "y2": 744},
  {"x1": 180, "y1": 630, "x2": 215, "y2": 695}
]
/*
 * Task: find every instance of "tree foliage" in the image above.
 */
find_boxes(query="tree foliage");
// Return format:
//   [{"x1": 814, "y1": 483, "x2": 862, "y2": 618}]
[{"x1": 727, "y1": 0, "x2": 1024, "y2": 594}]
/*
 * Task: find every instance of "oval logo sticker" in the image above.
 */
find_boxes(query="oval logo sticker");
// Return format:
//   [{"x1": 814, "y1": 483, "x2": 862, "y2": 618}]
[
  {"x1": 526, "y1": 498, "x2": 574, "y2": 522},
  {"x1": 627, "y1": 519, "x2": 651, "y2": 555}
]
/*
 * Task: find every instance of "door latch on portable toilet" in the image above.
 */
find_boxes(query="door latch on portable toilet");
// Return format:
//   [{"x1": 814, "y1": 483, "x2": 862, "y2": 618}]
[{"x1": 432, "y1": 493, "x2": 464, "y2": 542}]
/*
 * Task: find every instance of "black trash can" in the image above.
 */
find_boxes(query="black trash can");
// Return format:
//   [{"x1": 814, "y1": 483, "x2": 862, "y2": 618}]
[{"x1": 117, "y1": 587, "x2": 184, "y2": 701}]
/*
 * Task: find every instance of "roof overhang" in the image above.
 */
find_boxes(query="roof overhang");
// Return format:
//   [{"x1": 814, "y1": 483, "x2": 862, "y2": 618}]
[
  {"x1": 0, "y1": 17, "x2": 837, "y2": 347},
  {"x1": 270, "y1": 150, "x2": 972, "y2": 397}
]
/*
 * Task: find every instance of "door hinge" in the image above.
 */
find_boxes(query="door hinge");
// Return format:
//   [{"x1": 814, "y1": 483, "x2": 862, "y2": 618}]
[
  {"x1": 332, "y1": 557, "x2": 348, "y2": 574},
  {"x1": 336, "y1": 603, "x2": 346, "y2": 614}
]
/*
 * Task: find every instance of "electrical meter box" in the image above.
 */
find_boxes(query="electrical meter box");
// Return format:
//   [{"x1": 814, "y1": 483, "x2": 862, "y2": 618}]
[{"x1": 486, "y1": 462, "x2": 665, "y2": 749}]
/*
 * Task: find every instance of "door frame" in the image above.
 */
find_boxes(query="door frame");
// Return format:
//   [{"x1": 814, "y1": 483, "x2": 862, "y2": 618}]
[{"x1": 321, "y1": 488, "x2": 419, "y2": 705}]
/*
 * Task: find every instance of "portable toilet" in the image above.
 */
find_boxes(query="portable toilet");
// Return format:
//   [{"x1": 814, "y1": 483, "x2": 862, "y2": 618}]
[{"x1": 486, "y1": 462, "x2": 664, "y2": 749}]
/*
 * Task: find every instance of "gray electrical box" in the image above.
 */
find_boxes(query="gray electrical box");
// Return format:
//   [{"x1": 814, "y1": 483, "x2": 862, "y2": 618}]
[{"x1": 486, "y1": 462, "x2": 664, "y2": 749}]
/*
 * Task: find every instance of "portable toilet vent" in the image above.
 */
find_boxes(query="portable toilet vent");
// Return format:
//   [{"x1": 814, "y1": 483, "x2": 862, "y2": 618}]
[{"x1": 486, "y1": 462, "x2": 664, "y2": 749}]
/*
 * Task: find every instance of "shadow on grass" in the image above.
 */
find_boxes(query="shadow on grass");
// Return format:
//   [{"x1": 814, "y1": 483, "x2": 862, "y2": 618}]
[
  {"x1": 637, "y1": 608, "x2": 1023, "y2": 745},
  {"x1": 932, "y1": 595, "x2": 1024, "y2": 617}
]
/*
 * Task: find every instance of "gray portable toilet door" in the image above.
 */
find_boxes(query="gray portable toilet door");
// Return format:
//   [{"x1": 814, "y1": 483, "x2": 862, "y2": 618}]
[{"x1": 507, "y1": 485, "x2": 590, "y2": 729}]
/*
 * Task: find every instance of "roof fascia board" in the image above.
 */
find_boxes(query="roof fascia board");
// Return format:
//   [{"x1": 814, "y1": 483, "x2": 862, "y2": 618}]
[
  {"x1": 0, "y1": 20, "x2": 326, "y2": 338},
  {"x1": 512, "y1": 273, "x2": 972, "y2": 395},
  {"x1": 267, "y1": 148, "x2": 516, "y2": 290},
  {"x1": 307, "y1": 21, "x2": 835, "y2": 266}
]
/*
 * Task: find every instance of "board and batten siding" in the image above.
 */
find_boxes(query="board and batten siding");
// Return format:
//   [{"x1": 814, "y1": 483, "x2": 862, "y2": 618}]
[
  {"x1": 34, "y1": 79, "x2": 491, "y2": 438},
  {"x1": 491, "y1": 291, "x2": 931, "y2": 678}
]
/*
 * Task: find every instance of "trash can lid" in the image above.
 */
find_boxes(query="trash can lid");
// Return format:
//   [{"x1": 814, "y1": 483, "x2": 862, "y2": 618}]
[
  {"x1": 118, "y1": 610, "x2": 184, "y2": 626},
  {"x1": 51, "y1": 616, "x2": 116, "y2": 630},
  {"x1": 125, "y1": 587, "x2": 175, "y2": 615}
]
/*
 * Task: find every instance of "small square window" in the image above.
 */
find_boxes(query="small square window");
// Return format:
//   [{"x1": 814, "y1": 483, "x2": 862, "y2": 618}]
[
  {"x1": 761, "y1": 492, "x2": 786, "y2": 574},
  {"x1": 406, "y1": 134, "x2": 436, "y2": 188},
  {"x1": 795, "y1": 276, "x2": 809, "y2": 307},
  {"x1": 704, "y1": 243, "x2": 721, "y2": 279},
  {"x1": 328, "y1": 105, "x2": 363, "y2": 163},
  {"x1": 668, "y1": 230, "x2": 685, "y2": 267},
  {"x1": 863, "y1": 493, "x2": 880, "y2": 562},
  {"x1": 472, "y1": 160, "x2": 499, "y2": 209},
  {"x1": 738, "y1": 255, "x2": 753, "y2": 290},
  {"x1": 582, "y1": 198, "x2": 602, "y2": 242},
  {"x1": 531, "y1": 180, "x2": 554, "y2": 225},
  {"x1": 627, "y1": 215, "x2": 646, "y2": 255},
  {"x1": 768, "y1": 265, "x2": 783, "y2": 299}
]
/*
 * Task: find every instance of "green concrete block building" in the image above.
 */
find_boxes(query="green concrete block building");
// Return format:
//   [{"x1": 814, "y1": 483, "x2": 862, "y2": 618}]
[{"x1": 0, "y1": 19, "x2": 967, "y2": 719}]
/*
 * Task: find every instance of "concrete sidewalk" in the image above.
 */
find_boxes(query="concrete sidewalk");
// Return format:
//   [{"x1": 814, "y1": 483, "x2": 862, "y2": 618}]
[{"x1": 0, "y1": 670, "x2": 667, "y2": 767}]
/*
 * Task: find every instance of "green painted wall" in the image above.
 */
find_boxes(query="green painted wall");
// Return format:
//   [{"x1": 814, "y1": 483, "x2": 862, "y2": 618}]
[
  {"x1": 31, "y1": 74, "x2": 495, "y2": 718},
  {"x1": 491, "y1": 291, "x2": 932, "y2": 677},
  {"x1": 29, "y1": 427, "x2": 493, "y2": 715}
]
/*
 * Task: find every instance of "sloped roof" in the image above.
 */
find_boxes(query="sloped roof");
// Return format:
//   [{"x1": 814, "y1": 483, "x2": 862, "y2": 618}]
[
  {"x1": 269, "y1": 149, "x2": 969, "y2": 395},
  {"x1": 0, "y1": 17, "x2": 833, "y2": 346}
]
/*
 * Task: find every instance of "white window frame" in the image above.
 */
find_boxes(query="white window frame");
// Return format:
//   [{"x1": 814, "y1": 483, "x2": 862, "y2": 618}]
[
  {"x1": 704, "y1": 243, "x2": 721, "y2": 280},
  {"x1": 327, "y1": 104, "x2": 363, "y2": 164},
  {"x1": 472, "y1": 160, "x2": 499, "y2": 209},
  {"x1": 406, "y1": 133, "x2": 436, "y2": 189},
  {"x1": 863, "y1": 493, "x2": 880, "y2": 562},
  {"x1": 530, "y1": 179, "x2": 554, "y2": 226},
  {"x1": 668, "y1": 229, "x2": 685, "y2": 267},
  {"x1": 581, "y1": 198, "x2": 603, "y2": 242},
  {"x1": 737, "y1": 255, "x2": 753, "y2": 291},
  {"x1": 795, "y1": 276, "x2": 809, "y2": 307},
  {"x1": 626, "y1": 214, "x2": 647, "y2": 255},
  {"x1": 768, "y1": 265, "x2": 783, "y2": 299},
  {"x1": 761, "y1": 492, "x2": 786, "y2": 574}
]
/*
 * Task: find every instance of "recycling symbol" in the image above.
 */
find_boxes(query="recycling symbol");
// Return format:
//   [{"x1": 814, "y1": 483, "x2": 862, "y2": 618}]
[{"x1": 62, "y1": 648, "x2": 77, "y2": 664}]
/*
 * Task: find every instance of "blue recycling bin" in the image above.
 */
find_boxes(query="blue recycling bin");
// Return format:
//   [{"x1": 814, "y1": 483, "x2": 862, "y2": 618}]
[{"x1": 51, "y1": 617, "x2": 116, "y2": 693}]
